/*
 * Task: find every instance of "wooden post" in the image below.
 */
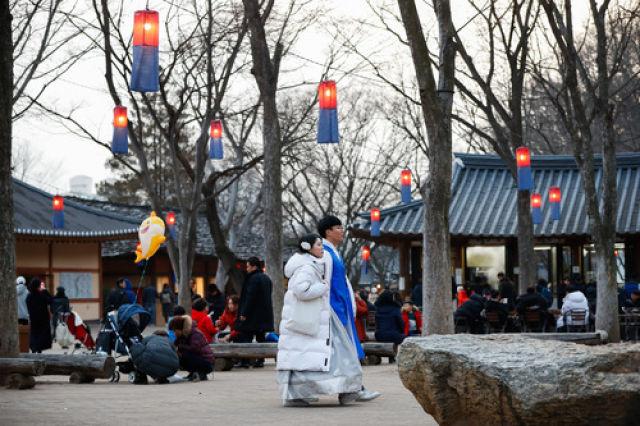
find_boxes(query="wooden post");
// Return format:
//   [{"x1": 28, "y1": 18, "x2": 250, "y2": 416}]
[{"x1": 399, "y1": 242, "x2": 410, "y2": 296}]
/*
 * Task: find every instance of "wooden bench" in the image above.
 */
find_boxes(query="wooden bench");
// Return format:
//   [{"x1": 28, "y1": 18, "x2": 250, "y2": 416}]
[
  {"x1": 0, "y1": 358, "x2": 46, "y2": 389},
  {"x1": 210, "y1": 342, "x2": 397, "y2": 370},
  {"x1": 20, "y1": 354, "x2": 116, "y2": 383}
]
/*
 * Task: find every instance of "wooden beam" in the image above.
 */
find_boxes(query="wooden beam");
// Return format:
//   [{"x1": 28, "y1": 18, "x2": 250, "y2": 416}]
[
  {"x1": 0, "y1": 358, "x2": 46, "y2": 376},
  {"x1": 21, "y1": 354, "x2": 115, "y2": 382}
]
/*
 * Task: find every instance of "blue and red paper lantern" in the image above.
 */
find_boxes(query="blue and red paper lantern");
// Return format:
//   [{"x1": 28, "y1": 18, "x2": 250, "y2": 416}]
[
  {"x1": 401, "y1": 169, "x2": 412, "y2": 204},
  {"x1": 516, "y1": 147, "x2": 533, "y2": 191},
  {"x1": 166, "y1": 211, "x2": 176, "y2": 239},
  {"x1": 112, "y1": 106, "x2": 128, "y2": 154},
  {"x1": 130, "y1": 10, "x2": 159, "y2": 93},
  {"x1": 531, "y1": 193, "x2": 542, "y2": 225},
  {"x1": 549, "y1": 186, "x2": 561, "y2": 221},
  {"x1": 209, "y1": 119, "x2": 223, "y2": 160},
  {"x1": 317, "y1": 80, "x2": 339, "y2": 144},
  {"x1": 52, "y1": 195, "x2": 64, "y2": 229},
  {"x1": 371, "y1": 208, "x2": 381, "y2": 237},
  {"x1": 361, "y1": 245, "x2": 371, "y2": 276}
]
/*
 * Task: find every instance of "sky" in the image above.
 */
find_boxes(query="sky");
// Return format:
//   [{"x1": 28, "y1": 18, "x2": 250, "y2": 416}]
[{"x1": 12, "y1": 0, "x2": 592, "y2": 195}]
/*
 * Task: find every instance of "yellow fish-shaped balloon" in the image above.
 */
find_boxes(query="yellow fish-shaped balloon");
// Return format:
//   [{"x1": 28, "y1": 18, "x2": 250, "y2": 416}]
[{"x1": 134, "y1": 211, "x2": 166, "y2": 263}]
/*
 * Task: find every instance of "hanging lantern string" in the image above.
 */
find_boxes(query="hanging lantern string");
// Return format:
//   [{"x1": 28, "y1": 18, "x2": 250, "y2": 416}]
[{"x1": 146, "y1": 0, "x2": 150, "y2": 10}]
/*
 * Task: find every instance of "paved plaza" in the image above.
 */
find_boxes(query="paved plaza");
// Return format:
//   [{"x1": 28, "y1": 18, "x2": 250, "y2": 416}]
[{"x1": 0, "y1": 360, "x2": 435, "y2": 425}]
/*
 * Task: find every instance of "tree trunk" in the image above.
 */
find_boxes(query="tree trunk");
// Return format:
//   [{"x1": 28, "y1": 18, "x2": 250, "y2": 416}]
[
  {"x1": 396, "y1": 0, "x2": 455, "y2": 335},
  {"x1": 0, "y1": 0, "x2": 18, "y2": 358},
  {"x1": 242, "y1": 0, "x2": 285, "y2": 330},
  {"x1": 516, "y1": 191, "x2": 536, "y2": 293}
]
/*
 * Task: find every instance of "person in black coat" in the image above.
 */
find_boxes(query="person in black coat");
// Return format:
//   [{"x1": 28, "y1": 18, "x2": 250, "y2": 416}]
[
  {"x1": 50, "y1": 286, "x2": 70, "y2": 332},
  {"x1": 411, "y1": 283, "x2": 423, "y2": 308},
  {"x1": 106, "y1": 279, "x2": 129, "y2": 313},
  {"x1": 131, "y1": 331, "x2": 180, "y2": 384},
  {"x1": 26, "y1": 278, "x2": 52, "y2": 353},
  {"x1": 237, "y1": 257, "x2": 274, "y2": 367},
  {"x1": 374, "y1": 290, "x2": 405, "y2": 345},
  {"x1": 498, "y1": 272, "x2": 516, "y2": 308},
  {"x1": 455, "y1": 293, "x2": 486, "y2": 334},
  {"x1": 205, "y1": 284, "x2": 225, "y2": 322}
]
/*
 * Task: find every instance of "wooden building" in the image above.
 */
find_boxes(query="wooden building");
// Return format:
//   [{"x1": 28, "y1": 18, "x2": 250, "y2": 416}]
[
  {"x1": 350, "y1": 153, "x2": 640, "y2": 297},
  {"x1": 13, "y1": 179, "x2": 138, "y2": 320}
]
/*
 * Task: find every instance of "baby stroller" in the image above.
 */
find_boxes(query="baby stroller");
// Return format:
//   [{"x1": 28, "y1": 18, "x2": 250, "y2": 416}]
[
  {"x1": 95, "y1": 303, "x2": 150, "y2": 383},
  {"x1": 56, "y1": 311, "x2": 96, "y2": 353}
]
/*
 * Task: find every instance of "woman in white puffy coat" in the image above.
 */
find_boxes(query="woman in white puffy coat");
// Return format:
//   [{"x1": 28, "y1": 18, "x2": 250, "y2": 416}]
[{"x1": 277, "y1": 234, "x2": 362, "y2": 407}]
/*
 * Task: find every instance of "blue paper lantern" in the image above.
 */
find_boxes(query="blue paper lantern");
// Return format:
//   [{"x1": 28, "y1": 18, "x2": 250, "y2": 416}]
[
  {"x1": 111, "y1": 106, "x2": 128, "y2": 154},
  {"x1": 209, "y1": 120, "x2": 223, "y2": 160},
  {"x1": 516, "y1": 147, "x2": 533, "y2": 191},
  {"x1": 401, "y1": 170, "x2": 412, "y2": 203},
  {"x1": 130, "y1": 10, "x2": 159, "y2": 93},
  {"x1": 317, "y1": 80, "x2": 339, "y2": 144},
  {"x1": 371, "y1": 208, "x2": 381, "y2": 237},
  {"x1": 531, "y1": 193, "x2": 542, "y2": 225},
  {"x1": 549, "y1": 187, "x2": 561, "y2": 221},
  {"x1": 52, "y1": 195, "x2": 64, "y2": 229}
]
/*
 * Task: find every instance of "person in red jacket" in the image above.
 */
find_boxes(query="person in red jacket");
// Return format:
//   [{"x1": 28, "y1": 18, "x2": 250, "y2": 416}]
[
  {"x1": 401, "y1": 300, "x2": 422, "y2": 336},
  {"x1": 354, "y1": 291, "x2": 368, "y2": 343},
  {"x1": 456, "y1": 285, "x2": 470, "y2": 308},
  {"x1": 191, "y1": 297, "x2": 218, "y2": 343},
  {"x1": 216, "y1": 295, "x2": 240, "y2": 342}
]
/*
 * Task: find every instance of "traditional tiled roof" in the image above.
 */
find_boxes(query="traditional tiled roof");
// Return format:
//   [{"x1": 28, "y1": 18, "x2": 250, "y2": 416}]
[
  {"x1": 351, "y1": 153, "x2": 640, "y2": 238},
  {"x1": 13, "y1": 179, "x2": 139, "y2": 239},
  {"x1": 67, "y1": 197, "x2": 265, "y2": 258}
]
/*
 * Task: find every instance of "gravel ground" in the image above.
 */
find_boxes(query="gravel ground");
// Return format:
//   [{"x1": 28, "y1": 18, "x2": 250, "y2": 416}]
[{"x1": 0, "y1": 361, "x2": 436, "y2": 426}]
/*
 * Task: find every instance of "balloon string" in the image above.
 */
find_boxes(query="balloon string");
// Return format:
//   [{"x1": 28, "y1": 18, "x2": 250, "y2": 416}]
[{"x1": 136, "y1": 260, "x2": 149, "y2": 301}]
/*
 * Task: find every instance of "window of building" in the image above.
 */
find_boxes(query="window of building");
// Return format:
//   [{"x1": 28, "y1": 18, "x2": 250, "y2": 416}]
[
  {"x1": 465, "y1": 246, "x2": 505, "y2": 286},
  {"x1": 582, "y1": 243, "x2": 625, "y2": 284}
]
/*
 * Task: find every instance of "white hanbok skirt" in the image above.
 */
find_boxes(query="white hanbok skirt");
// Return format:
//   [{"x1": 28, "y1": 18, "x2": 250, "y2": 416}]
[{"x1": 277, "y1": 309, "x2": 362, "y2": 401}]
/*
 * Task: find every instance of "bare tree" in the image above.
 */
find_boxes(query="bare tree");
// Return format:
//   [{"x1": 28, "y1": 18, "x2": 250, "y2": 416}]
[
  {"x1": 0, "y1": 0, "x2": 18, "y2": 357},
  {"x1": 241, "y1": 0, "x2": 317, "y2": 327},
  {"x1": 11, "y1": 0, "x2": 88, "y2": 121},
  {"x1": 396, "y1": 0, "x2": 456, "y2": 335},
  {"x1": 535, "y1": 0, "x2": 640, "y2": 342},
  {"x1": 452, "y1": 0, "x2": 540, "y2": 293}
]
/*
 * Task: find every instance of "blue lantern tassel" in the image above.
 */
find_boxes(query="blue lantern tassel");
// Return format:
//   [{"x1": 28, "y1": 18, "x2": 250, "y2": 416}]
[
  {"x1": 532, "y1": 207, "x2": 542, "y2": 225},
  {"x1": 517, "y1": 166, "x2": 533, "y2": 191},
  {"x1": 317, "y1": 108, "x2": 339, "y2": 144},
  {"x1": 131, "y1": 45, "x2": 159, "y2": 93},
  {"x1": 209, "y1": 138, "x2": 223, "y2": 160},
  {"x1": 401, "y1": 185, "x2": 412, "y2": 204},
  {"x1": 52, "y1": 211, "x2": 64, "y2": 229},
  {"x1": 112, "y1": 126, "x2": 128, "y2": 154},
  {"x1": 551, "y1": 203, "x2": 561, "y2": 221},
  {"x1": 371, "y1": 220, "x2": 380, "y2": 237}
]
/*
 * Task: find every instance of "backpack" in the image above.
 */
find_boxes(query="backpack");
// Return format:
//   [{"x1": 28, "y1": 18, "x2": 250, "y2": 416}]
[{"x1": 55, "y1": 322, "x2": 75, "y2": 348}]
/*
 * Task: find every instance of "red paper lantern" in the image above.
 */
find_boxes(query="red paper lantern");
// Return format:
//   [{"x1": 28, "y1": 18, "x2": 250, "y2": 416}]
[
  {"x1": 318, "y1": 80, "x2": 337, "y2": 109},
  {"x1": 530, "y1": 193, "x2": 542, "y2": 208},
  {"x1": 210, "y1": 120, "x2": 222, "y2": 139},
  {"x1": 113, "y1": 106, "x2": 127, "y2": 128},
  {"x1": 362, "y1": 246, "x2": 371, "y2": 262},
  {"x1": 401, "y1": 169, "x2": 411, "y2": 186},
  {"x1": 549, "y1": 186, "x2": 561, "y2": 203},
  {"x1": 516, "y1": 147, "x2": 531, "y2": 168},
  {"x1": 133, "y1": 10, "x2": 159, "y2": 47},
  {"x1": 166, "y1": 211, "x2": 176, "y2": 227},
  {"x1": 52, "y1": 195, "x2": 64, "y2": 211}
]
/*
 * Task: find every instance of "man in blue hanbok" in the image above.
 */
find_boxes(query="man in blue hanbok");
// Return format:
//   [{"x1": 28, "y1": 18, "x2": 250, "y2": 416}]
[{"x1": 318, "y1": 215, "x2": 382, "y2": 404}]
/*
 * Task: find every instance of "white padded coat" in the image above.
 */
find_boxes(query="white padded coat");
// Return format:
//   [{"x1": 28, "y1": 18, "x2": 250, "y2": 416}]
[{"x1": 277, "y1": 253, "x2": 331, "y2": 372}]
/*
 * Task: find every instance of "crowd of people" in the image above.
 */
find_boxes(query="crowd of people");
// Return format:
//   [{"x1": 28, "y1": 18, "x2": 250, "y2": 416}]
[{"x1": 452, "y1": 272, "x2": 640, "y2": 336}]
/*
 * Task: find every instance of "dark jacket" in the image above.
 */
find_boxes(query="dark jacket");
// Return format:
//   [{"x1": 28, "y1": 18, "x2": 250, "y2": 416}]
[
  {"x1": 26, "y1": 290, "x2": 52, "y2": 352},
  {"x1": 131, "y1": 334, "x2": 179, "y2": 379},
  {"x1": 484, "y1": 300, "x2": 510, "y2": 324},
  {"x1": 106, "y1": 287, "x2": 129, "y2": 311},
  {"x1": 455, "y1": 294, "x2": 485, "y2": 323},
  {"x1": 411, "y1": 284, "x2": 423, "y2": 307},
  {"x1": 51, "y1": 295, "x2": 70, "y2": 317},
  {"x1": 374, "y1": 293, "x2": 405, "y2": 344},
  {"x1": 516, "y1": 292, "x2": 549, "y2": 314},
  {"x1": 238, "y1": 271, "x2": 274, "y2": 332},
  {"x1": 206, "y1": 291, "x2": 226, "y2": 321},
  {"x1": 498, "y1": 279, "x2": 516, "y2": 307},
  {"x1": 142, "y1": 286, "x2": 158, "y2": 306},
  {"x1": 175, "y1": 317, "x2": 214, "y2": 364}
]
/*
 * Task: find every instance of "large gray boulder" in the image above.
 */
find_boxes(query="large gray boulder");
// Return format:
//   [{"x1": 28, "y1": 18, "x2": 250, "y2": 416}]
[{"x1": 398, "y1": 334, "x2": 640, "y2": 426}]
